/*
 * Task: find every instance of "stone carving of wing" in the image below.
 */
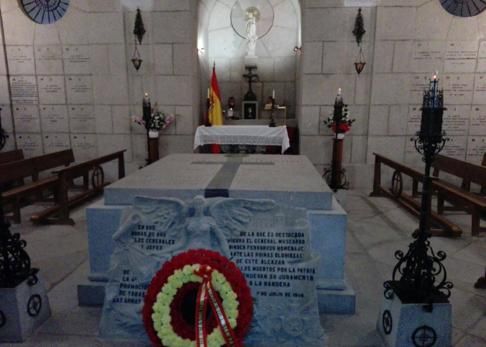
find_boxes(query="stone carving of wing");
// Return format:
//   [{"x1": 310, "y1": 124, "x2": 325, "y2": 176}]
[{"x1": 209, "y1": 198, "x2": 276, "y2": 238}]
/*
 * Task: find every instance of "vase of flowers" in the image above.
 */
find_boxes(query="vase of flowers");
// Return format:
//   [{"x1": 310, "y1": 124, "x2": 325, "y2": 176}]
[{"x1": 133, "y1": 102, "x2": 175, "y2": 164}]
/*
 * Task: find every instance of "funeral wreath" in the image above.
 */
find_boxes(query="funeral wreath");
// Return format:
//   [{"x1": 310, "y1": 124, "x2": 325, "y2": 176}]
[{"x1": 143, "y1": 249, "x2": 253, "y2": 347}]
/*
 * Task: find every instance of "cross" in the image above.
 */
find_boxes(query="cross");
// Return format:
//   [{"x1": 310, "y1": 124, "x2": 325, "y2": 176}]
[
  {"x1": 192, "y1": 154, "x2": 274, "y2": 198},
  {"x1": 242, "y1": 65, "x2": 259, "y2": 98}
]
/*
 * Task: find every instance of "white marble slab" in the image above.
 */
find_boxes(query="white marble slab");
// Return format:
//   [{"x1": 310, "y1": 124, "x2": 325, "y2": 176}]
[
  {"x1": 10, "y1": 76, "x2": 38, "y2": 104},
  {"x1": 13, "y1": 105, "x2": 40, "y2": 133},
  {"x1": 38, "y1": 76, "x2": 66, "y2": 104},
  {"x1": 69, "y1": 106, "x2": 95, "y2": 133},
  {"x1": 35, "y1": 45, "x2": 63, "y2": 75},
  {"x1": 6, "y1": 46, "x2": 35, "y2": 74},
  {"x1": 43, "y1": 133, "x2": 71, "y2": 153},
  {"x1": 466, "y1": 136, "x2": 486, "y2": 164},
  {"x1": 63, "y1": 46, "x2": 91, "y2": 74},
  {"x1": 66, "y1": 76, "x2": 93, "y2": 104},
  {"x1": 16, "y1": 134, "x2": 43, "y2": 157},
  {"x1": 40, "y1": 105, "x2": 69, "y2": 133}
]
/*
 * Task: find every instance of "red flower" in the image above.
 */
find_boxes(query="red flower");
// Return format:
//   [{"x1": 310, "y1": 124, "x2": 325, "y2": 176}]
[{"x1": 331, "y1": 122, "x2": 351, "y2": 134}]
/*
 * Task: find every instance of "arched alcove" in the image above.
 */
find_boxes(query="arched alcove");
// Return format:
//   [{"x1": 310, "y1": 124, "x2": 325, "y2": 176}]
[{"x1": 198, "y1": 0, "x2": 301, "y2": 122}]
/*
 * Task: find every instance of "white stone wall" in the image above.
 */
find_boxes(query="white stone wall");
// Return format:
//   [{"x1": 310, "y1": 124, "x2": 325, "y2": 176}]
[
  {"x1": 0, "y1": 0, "x2": 198, "y2": 178},
  {"x1": 299, "y1": 0, "x2": 486, "y2": 189}
]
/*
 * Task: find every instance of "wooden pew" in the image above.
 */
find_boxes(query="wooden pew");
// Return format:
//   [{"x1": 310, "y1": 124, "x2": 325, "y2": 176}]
[
  {"x1": 432, "y1": 155, "x2": 486, "y2": 236},
  {"x1": 370, "y1": 153, "x2": 462, "y2": 237},
  {"x1": 0, "y1": 149, "x2": 23, "y2": 164},
  {"x1": 31, "y1": 150, "x2": 126, "y2": 224},
  {"x1": 0, "y1": 149, "x2": 75, "y2": 223}
]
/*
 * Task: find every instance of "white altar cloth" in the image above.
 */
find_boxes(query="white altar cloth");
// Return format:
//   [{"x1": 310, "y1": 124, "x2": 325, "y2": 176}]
[{"x1": 193, "y1": 125, "x2": 290, "y2": 154}]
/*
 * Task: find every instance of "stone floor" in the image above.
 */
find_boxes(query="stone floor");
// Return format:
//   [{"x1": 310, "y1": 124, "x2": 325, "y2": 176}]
[{"x1": 3, "y1": 190, "x2": 486, "y2": 347}]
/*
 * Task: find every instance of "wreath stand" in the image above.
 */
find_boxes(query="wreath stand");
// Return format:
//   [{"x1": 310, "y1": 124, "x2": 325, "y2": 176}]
[
  {"x1": 147, "y1": 131, "x2": 159, "y2": 164},
  {"x1": 324, "y1": 133, "x2": 348, "y2": 192}
]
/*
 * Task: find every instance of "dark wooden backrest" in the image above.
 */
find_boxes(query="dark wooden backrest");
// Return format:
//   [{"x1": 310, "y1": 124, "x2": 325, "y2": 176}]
[
  {"x1": 432, "y1": 155, "x2": 468, "y2": 179},
  {"x1": 0, "y1": 158, "x2": 37, "y2": 185},
  {"x1": 0, "y1": 149, "x2": 74, "y2": 186},
  {"x1": 0, "y1": 149, "x2": 24, "y2": 164},
  {"x1": 32, "y1": 149, "x2": 74, "y2": 173}
]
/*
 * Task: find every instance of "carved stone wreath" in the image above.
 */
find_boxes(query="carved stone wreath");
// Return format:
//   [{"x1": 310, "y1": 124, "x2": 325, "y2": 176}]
[{"x1": 27, "y1": 294, "x2": 42, "y2": 317}]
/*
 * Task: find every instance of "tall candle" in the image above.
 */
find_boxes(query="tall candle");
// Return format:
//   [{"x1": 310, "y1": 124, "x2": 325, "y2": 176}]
[
  {"x1": 143, "y1": 92, "x2": 151, "y2": 131},
  {"x1": 272, "y1": 89, "x2": 275, "y2": 99},
  {"x1": 207, "y1": 88, "x2": 210, "y2": 99}
]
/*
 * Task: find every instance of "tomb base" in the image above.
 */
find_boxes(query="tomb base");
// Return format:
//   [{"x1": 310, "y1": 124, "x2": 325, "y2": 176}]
[
  {"x1": 0, "y1": 274, "x2": 51, "y2": 342},
  {"x1": 377, "y1": 293, "x2": 451, "y2": 347},
  {"x1": 317, "y1": 278, "x2": 356, "y2": 314}
]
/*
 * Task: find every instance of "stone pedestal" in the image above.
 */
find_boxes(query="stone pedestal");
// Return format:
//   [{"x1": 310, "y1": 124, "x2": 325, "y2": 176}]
[
  {"x1": 80, "y1": 154, "x2": 355, "y2": 314},
  {"x1": 0, "y1": 275, "x2": 51, "y2": 342},
  {"x1": 377, "y1": 294, "x2": 451, "y2": 347}
]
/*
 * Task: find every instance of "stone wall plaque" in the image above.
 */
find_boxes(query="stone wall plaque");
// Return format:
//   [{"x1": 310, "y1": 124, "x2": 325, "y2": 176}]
[
  {"x1": 10, "y1": 76, "x2": 38, "y2": 104},
  {"x1": 99, "y1": 197, "x2": 325, "y2": 346},
  {"x1": 442, "y1": 136, "x2": 467, "y2": 160},
  {"x1": 40, "y1": 105, "x2": 69, "y2": 133},
  {"x1": 407, "y1": 105, "x2": 422, "y2": 135},
  {"x1": 470, "y1": 106, "x2": 486, "y2": 135},
  {"x1": 443, "y1": 74, "x2": 474, "y2": 104},
  {"x1": 63, "y1": 46, "x2": 91, "y2": 74},
  {"x1": 411, "y1": 41, "x2": 444, "y2": 73},
  {"x1": 38, "y1": 76, "x2": 66, "y2": 104},
  {"x1": 409, "y1": 74, "x2": 429, "y2": 103},
  {"x1": 43, "y1": 133, "x2": 70, "y2": 153},
  {"x1": 71, "y1": 134, "x2": 97, "y2": 161},
  {"x1": 473, "y1": 74, "x2": 486, "y2": 104},
  {"x1": 443, "y1": 106, "x2": 469, "y2": 135},
  {"x1": 35, "y1": 46, "x2": 63, "y2": 75},
  {"x1": 66, "y1": 76, "x2": 93, "y2": 104},
  {"x1": 6, "y1": 46, "x2": 35, "y2": 75},
  {"x1": 477, "y1": 41, "x2": 486, "y2": 72},
  {"x1": 69, "y1": 106, "x2": 95, "y2": 133},
  {"x1": 466, "y1": 137, "x2": 486, "y2": 163},
  {"x1": 444, "y1": 41, "x2": 478, "y2": 73},
  {"x1": 15, "y1": 134, "x2": 43, "y2": 157},
  {"x1": 13, "y1": 105, "x2": 40, "y2": 133}
]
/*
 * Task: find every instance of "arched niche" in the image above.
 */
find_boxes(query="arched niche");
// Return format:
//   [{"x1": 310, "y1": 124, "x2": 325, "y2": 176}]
[{"x1": 198, "y1": 0, "x2": 301, "y2": 122}]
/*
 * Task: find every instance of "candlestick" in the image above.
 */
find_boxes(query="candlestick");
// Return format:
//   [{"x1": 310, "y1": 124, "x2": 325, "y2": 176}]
[{"x1": 335, "y1": 88, "x2": 343, "y2": 105}]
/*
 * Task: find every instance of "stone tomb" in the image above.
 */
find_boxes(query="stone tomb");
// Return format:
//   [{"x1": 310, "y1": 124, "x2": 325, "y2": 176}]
[
  {"x1": 100, "y1": 196, "x2": 325, "y2": 345},
  {"x1": 82, "y1": 154, "x2": 354, "y2": 315}
]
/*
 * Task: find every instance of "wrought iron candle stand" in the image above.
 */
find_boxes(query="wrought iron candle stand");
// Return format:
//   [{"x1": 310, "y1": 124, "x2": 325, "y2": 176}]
[
  {"x1": 383, "y1": 76, "x2": 453, "y2": 307},
  {"x1": 269, "y1": 96, "x2": 276, "y2": 127}
]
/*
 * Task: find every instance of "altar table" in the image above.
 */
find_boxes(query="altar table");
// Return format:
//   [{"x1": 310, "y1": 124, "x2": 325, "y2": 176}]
[{"x1": 193, "y1": 125, "x2": 290, "y2": 154}]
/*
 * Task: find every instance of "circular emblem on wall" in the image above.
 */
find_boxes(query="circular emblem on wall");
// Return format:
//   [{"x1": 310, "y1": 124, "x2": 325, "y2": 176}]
[
  {"x1": 27, "y1": 294, "x2": 42, "y2": 317},
  {"x1": 439, "y1": 0, "x2": 486, "y2": 17},
  {"x1": 412, "y1": 325, "x2": 437, "y2": 347},
  {"x1": 391, "y1": 170, "x2": 403, "y2": 198},
  {"x1": 0, "y1": 310, "x2": 6, "y2": 328},
  {"x1": 382, "y1": 310, "x2": 393, "y2": 335},
  {"x1": 91, "y1": 165, "x2": 105, "y2": 191},
  {"x1": 230, "y1": 0, "x2": 274, "y2": 39},
  {"x1": 20, "y1": 0, "x2": 70, "y2": 24}
]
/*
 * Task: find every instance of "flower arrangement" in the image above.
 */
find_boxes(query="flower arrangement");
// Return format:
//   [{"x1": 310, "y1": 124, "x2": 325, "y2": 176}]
[
  {"x1": 133, "y1": 106, "x2": 175, "y2": 132},
  {"x1": 143, "y1": 249, "x2": 253, "y2": 347},
  {"x1": 323, "y1": 92, "x2": 355, "y2": 135}
]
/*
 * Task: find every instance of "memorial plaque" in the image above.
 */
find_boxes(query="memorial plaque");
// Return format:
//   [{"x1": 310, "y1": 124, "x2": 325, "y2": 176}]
[
  {"x1": 38, "y1": 76, "x2": 66, "y2": 104},
  {"x1": 16, "y1": 134, "x2": 43, "y2": 157},
  {"x1": 6, "y1": 46, "x2": 35, "y2": 74},
  {"x1": 66, "y1": 76, "x2": 93, "y2": 104},
  {"x1": 69, "y1": 106, "x2": 95, "y2": 133},
  {"x1": 443, "y1": 74, "x2": 474, "y2": 104},
  {"x1": 444, "y1": 41, "x2": 478, "y2": 73},
  {"x1": 466, "y1": 137, "x2": 486, "y2": 163},
  {"x1": 71, "y1": 134, "x2": 97, "y2": 161},
  {"x1": 100, "y1": 197, "x2": 325, "y2": 346},
  {"x1": 411, "y1": 41, "x2": 444, "y2": 73},
  {"x1": 407, "y1": 105, "x2": 422, "y2": 135},
  {"x1": 443, "y1": 106, "x2": 469, "y2": 135},
  {"x1": 40, "y1": 105, "x2": 69, "y2": 133},
  {"x1": 409, "y1": 74, "x2": 429, "y2": 103},
  {"x1": 442, "y1": 136, "x2": 467, "y2": 160},
  {"x1": 43, "y1": 133, "x2": 70, "y2": 153},
  {"x1": 63, "y1": 46, "x2": 91, "y2": 74},
  {"x1": 10, "y1": 76, "x2": 38, "y2": 104},
  {"x1": 473, "y1": 74, "x2": 486, "y2": 104},
  {"x1": 35, "y1": 46, "x2": 63, "y2": 75},
  {"x1": 470, "y1": 106, "x2": 486, "y2": 135},
  {"x1": 13, "y1": 105, "x2": 40, "y2": 133}
]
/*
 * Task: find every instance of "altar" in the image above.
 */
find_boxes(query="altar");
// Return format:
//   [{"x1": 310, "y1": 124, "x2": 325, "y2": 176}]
[
  {"x1": 81, "y1": 154, "x2": 355, "y2": 315},
  {"x1": 193, "y1": 125, "x2": 290, "y2": 153}
]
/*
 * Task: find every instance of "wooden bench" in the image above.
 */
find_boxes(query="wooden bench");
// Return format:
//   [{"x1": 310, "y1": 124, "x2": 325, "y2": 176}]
[
  {"x1": 370, "y1": 153, "x2": 462, "y2": 237},
  {"x1": 31, "y1": 150, "x2": 126, "y2": 224},
  {"x1": 0, "y1": 149, "x2": 75, "y2": 223},
  {"x1": 432, "y1": 155, "x2": 486, "y2": 236},
  {"x1": 0, "y1": 149, "x2": 24, "y2": 164}
]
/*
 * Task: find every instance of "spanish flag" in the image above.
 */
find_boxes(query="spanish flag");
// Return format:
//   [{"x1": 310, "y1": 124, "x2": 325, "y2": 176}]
[{"x1": 209, "y1": 64, "x2": 223, "y2": 126}]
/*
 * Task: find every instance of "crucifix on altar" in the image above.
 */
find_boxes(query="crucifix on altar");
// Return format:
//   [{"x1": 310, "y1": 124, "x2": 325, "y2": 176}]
[{"x1": 242, "y1": 65, "x2": 259, "y2": 119}]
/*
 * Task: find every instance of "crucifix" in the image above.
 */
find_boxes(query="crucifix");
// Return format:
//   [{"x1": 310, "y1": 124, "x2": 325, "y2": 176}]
[{"x1": 242, "y1": 66, "x2": 259, "y2": 119}]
